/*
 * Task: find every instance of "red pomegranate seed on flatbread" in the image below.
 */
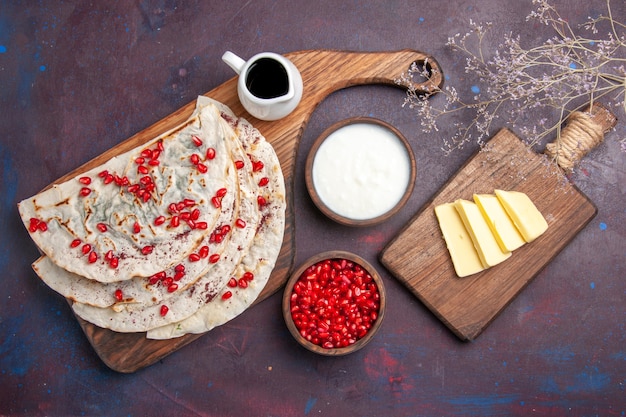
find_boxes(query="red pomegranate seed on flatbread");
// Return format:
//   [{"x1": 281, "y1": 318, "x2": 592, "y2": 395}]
[{"x1": 192, "y1": 135, "x2": 203, "y2": 147}]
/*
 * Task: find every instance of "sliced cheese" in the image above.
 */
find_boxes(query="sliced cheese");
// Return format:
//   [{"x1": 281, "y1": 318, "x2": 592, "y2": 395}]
[
  {"x1": 434, "y1": 203, "x2": 485, "y2": 277},
  {"x1": 473, "y1": 193, "x2": 526, "y2": 252},
  {"x1": 454, "y1": 199, "x2": 511, "y2": 268},
  {"x1": 494, "y1": 189, "x2": 548, "y2": 242}
]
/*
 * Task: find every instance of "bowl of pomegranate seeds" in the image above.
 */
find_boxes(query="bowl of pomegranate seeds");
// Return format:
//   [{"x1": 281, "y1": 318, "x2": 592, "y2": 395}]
[
  {"x1": 282, "y1": 250, "x2": 386, "y2": 355},
  {"x1": 305, "y1": 117, "x2": 416, "y2": 227}
]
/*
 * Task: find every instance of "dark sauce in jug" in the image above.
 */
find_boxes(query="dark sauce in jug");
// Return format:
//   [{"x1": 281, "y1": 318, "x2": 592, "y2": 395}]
[{"x1": 245, "y1": 58, "x2": 289, "y2": 99}]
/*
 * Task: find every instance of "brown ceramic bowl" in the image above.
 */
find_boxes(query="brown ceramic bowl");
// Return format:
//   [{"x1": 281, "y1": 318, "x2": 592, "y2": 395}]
[
  {"x1": 305, "y1": 117, "x2": 416, "y2": 227},
  {"x1": 282, "y1": 250, "x2": 386, "y2": 356}
]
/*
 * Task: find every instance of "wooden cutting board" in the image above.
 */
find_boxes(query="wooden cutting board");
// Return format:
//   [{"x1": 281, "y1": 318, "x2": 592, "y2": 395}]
[
  {"x1": 40, "y1": 49, "x2": 443, "y2": 372},
  {"x1": 380, "y1": 128, "x2": 598, "y2": 341}
]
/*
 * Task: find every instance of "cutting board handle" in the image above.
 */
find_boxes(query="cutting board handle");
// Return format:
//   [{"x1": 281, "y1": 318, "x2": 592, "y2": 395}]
[
  {"x1": 544, "y1": 103, "x2": 617, "y2": 171},
  {"x1": 286, "y1": 49, "x2": 444, "y2": 98}
]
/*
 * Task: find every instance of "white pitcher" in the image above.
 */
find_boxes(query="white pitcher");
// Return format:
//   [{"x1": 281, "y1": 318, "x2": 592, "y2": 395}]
[{"x1": 222, "y1": 51, "x2": 303, "y2": 121}]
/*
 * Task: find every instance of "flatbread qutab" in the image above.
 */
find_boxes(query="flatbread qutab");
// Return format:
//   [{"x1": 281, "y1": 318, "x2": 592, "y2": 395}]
[
  {"x1": 19, "y1": 97, "x2": 286, "y2": 339},
  {"x1": 19, "y1": 104, "x2": 233, "y2": 283}
]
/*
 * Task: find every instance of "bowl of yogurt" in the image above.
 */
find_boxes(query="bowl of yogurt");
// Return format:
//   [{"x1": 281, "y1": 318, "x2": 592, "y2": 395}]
[{"x1": 305, "y1": 117, "x2": 416, "y2": 227}]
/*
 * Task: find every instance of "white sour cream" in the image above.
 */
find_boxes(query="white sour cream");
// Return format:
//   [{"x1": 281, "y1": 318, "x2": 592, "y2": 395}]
[{"x1": 312, "y1": 122, "x2": 412, "y2": 220}]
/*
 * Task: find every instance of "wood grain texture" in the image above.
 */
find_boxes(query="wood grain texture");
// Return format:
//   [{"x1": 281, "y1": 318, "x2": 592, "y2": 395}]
[
  {"x1": 37, "y1": 49, "x2": 442, "y2": 372},
  {"x1": 380, "y1": 128, "x2": 597, "y2": 341}
]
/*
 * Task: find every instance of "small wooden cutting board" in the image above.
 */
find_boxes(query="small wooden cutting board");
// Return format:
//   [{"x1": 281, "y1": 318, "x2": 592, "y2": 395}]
[{"x1": 380, "y1": 128, "x2": 597, "y2": 341}]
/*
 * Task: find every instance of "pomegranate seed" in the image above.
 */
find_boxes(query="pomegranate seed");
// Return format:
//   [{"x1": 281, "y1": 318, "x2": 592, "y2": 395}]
[
  {"x1": 133, "y1": 222, "x2": 141, "y2": 234},
  {"x1": 79, "y1": 187, "x2": 92, "y2": 197},
  {"x1": 127, "y1": 184, "x2": 140, "y2": 193},
  {"x1": 105, "y1": 250, "x2": 114, "y2": 261},
  {"x1": 238, "y1": 278, "x2": 248, "y2": 289},
  {"x1": 257, "y1": 195, "x2": 267, "y2": 207},
  {"x1": 170, "y1": 216, "x2": 180, "y2": 228},
  {"x1": 135, "y1": 157, "x2": 145, "y2": 165},
  {"x1": 186, "y1": 219, "x2": 196, "y2": 229},
  {"x1": 211, "y1": 233, "x2": 223, "y2": 244},
  {"x1": 220, "y1": 225, "x2": 231, "y2": 234},
  {"x1": 37, "y1": 221, "x2": 48, "y2": 232},
  {"x1": 228, "y1": 278, "x2": 237, "y2": 288},
  {"x1": 190, "y1": 154, "x2": 200, "y2": 165},
  {"x1": 88, "y1": 251, "x2": 98, "y2": 263},
  {"x1": 110, "y1": 256, "x2": 119, "y2": 268},
  {"x1": 183, "y1": 199, "x2": 196, "y2": 207},
  {"x1": 148, "y1": 159, "x2": 160, "y2": 166},
  {"x1": 142, "y1": 192, "x2": 151, "y2": 202},
  {"x1": 191, "y1": 135, "x2": 203, "y2": 147},
  {"x1": 252, "y1": 160, "x2": 264, "y2": 172},
  {"x1": 167, "y1": 283, "x2": 178, "y2": 293},
  {"x1": 216, "y1": 188, "x2": 227, "y2": 198},
  {"x1": 157, "y1": 141, "x2": 164, "y2": 152},
  {"x1": 98, "y1": 170, "x2": 108, "y2": 178},
  {"x1": 199, "y1": 245, "x2": 209, "y2": 258},
  {"x1": 140, "y1": 176, "x2": 152, "y2": 185},
  {"x1": 209, "y1": 254, "x2": 220, "y2": 263},
  {"x1": 211, "y1": 196, "x2": 222, "y2": 208},
  {"x1": 258, "y1": 177, "x2": 269, "y2": 186},
  {"x1": 205, "y1": 148, "x2": 216, "y2": 160},
  {"x1": 114, "y1": 289, "x2": 123, "y2": 301},
  {"x1": 103, "y1": 174, "x2": 113, "y2": 185},
  {"x1": 235, "y1": 160, "x2": 244, "y2": 169},
  {"x1": 235, "y1": 218, "x2": 246, "y2": 228},
  {"x1": 174, "y1": 264, "x2": 185, "y2": 273},
  {"x1": 160, "y1": 305, "x2": 169, "y2": 316},
  {"x1": 154, "y1": 216, "x2": 166, "y2": 226},
  {"x1": 70, "y1": 239, "x2": 82, "y2": 248},
  {"x1": 28, "y1": 218, "x2": 40, "y2": 232},
  {"x1": 197, "y1": 163, "x2": 208, "y2": 173},
  {"x1": 174, "y1": 271, "x2": 185, "y2": 281},
  {"x1": 79, "y1": 176, "x2": 92, "y2": 185},
  {"x1": 97, "y1": 223, "x2": 108, "y2": 233},
  {"x1": 168, "y1": 203, "x2": 178, "y2": 213},
  {"x1": 81, "y1": 244, "x2": 91, "y2": 255},
  {"x1": 151, "y1": 149, "x2": 161, "y2": 160},
  {"x1": 138, "y1": 165, "x2": 149, "y2": 174},
  {"x1": 243, "y1": 272, "x2": 254, "y2": 282},
  {"x1": 221, "y1": 291, "x2": 232, "y2": 301},
  {"x1": 191, "y1": 208, "x2": 200, "y2": 220},
  {"x1": 195, "y1": 221, "x2": 208, "y2": 229},
  {"x1": 141, "y1": 245, "x2": 154, "y2": 255},
  {"x1": 189, "y1": 253, "x2": 201, "y2": 262}
]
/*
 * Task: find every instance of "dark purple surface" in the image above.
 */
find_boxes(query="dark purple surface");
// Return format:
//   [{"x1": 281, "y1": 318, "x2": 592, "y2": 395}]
[{"x1": 1, "y1": 1, "x2": 624, "y2": 416}]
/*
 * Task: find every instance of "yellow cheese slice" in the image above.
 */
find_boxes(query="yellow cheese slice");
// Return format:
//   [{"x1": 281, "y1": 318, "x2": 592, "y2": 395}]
[
  {"x1": 454, "y1": 199, "x2": 511, "y2": 268},
  {"x1": 473, "y1": 193, "x2": 526, "y2": 252},
  {"x1": 434, "y1": 203, "x2": 484, "y2": 277},
  {"x1": 494, "y1": 190, "x2": 548, "y2": 242}
]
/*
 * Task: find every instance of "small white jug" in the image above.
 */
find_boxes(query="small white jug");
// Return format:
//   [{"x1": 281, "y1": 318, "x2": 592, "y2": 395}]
[{"x1": 222, "y1": 51, "x2": 303, "y2": 121}]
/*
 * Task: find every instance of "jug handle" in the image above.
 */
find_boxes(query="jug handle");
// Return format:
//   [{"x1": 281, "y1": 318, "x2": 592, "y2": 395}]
[{"x1": 222, "y1": 51, "x2": 246, "y2": 75}]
